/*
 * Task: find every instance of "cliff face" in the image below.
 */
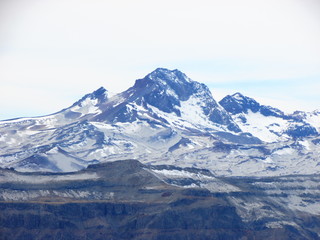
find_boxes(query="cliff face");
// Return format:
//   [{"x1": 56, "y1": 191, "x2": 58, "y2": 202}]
[
  {"x1": 0, "y1": 201, "x2": 244, "y2": 240},
  {"x1": 2, "y1": 200, "x2": 317, "y2": 240},
  {"x1": 0, "y1": 160, "x2": 320, "y2": 240}
]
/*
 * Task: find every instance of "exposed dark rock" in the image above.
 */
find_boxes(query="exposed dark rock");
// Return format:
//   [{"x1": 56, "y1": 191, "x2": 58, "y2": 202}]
[
  {"x1": 286, "y1": 123, "x2": 318, "y2": 138},
  {"x1": 219, "y1": 92, "x2": 284, "y2": 118}
]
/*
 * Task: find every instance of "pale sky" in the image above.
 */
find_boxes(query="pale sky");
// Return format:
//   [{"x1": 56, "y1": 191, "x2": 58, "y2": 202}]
[{"x1": 1, "y1": 0, "x2": 320, "y2": 120}]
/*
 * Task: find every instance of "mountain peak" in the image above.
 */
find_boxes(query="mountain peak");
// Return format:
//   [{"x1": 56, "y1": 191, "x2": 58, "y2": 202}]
[
  {"x1": 220, "y1": 92, "x2": 285, "y2": 118},
  {"x1": 145, "y1": 68, "x2": 192, "y2": 85},
  {"x1": 132, "y1": 68, "x2": 197, "y2": 104},
  {"x1": 219, "y1": 93, "x2": 260, "y2": 114},
  {"x1": 107, "y1": 68, "x2": 240, "y2": 132},
  {"x1": 232, "y1": 92, "x2": 246, "y2": 101},
  {"x1": 62, "y1": 87, "x2": 108, "y2": 119},
  {"x1": 74, "y1": 87, "x2": 108, "y2": 106},
  {"x1": 92, "y1": 87, "x2": 108, "y2": 98}
]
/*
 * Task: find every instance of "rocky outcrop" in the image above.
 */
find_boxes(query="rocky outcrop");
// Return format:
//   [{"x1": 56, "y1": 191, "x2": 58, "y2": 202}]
[{"x1": 0, "y1": 201, "x2": 245, "y2": 240}]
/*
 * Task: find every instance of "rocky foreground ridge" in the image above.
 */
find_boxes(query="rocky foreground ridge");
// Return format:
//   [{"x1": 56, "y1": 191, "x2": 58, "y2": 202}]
[{"x1": 1, "y1": 160, "x2": 320, "y2": 239}]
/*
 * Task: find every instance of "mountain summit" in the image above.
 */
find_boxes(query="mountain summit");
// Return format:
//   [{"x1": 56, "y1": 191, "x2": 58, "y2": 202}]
[
  {"x1": 93, "y1": 68, "x2": 240, "y2": 132},
  {"x1": 219, "y1": 92, "x2": 284, "y2": 117}
]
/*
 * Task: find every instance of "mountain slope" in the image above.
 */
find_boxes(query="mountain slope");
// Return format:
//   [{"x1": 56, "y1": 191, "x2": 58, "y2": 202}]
[
  {"x1": 219, "y1": 92, "x2": 318, "y2": 142},
  {"x1": 92, "y1": 68, "x2": 240, "y2": 132}
]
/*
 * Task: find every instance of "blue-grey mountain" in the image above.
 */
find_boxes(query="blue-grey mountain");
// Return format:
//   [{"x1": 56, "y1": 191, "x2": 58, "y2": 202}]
[{"x1": 0, "y1": 68, "x2": 319, "y2": 176}]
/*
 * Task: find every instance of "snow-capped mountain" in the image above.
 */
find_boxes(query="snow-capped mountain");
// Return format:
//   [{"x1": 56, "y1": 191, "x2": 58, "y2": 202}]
[
  {"x1": 91, "y1": 68, "x2": 240, "y2": 132},
  {"x1": 219, "y1": 92, "x2": 318, "y2": 142},
  {"x1": 0, "y1": 68, "x2": 320, "y2": 176}
]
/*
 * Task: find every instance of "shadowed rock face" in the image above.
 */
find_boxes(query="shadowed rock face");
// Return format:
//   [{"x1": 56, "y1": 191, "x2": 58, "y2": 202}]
[
  {"x1": 0, "y1": 202, "x2": 245, "y2": 240},
  {"x1": 219, "y1": 92, "x2": 319, "y2": 139},
  {"x1": 1, "y1": 160, "x2": 320, "y2": 240},
  {"x1": 219, "y1": 92, "x2": 283, "y2": 117},
  {"x1": 93, "y1": 68, "x2": 240, "y2": 132}
]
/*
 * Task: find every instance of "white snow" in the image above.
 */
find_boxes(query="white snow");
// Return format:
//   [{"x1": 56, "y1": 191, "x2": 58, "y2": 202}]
[
  {"x1": 273, "y1": 147, "x2": 295, "y2": 156},
  {"x1": 266, "y1": 221, "x2": 299, "y2": 229},
  {"x1": 179, "y1": 96, "x2": 213, "y2": 128},
  {"x1": 0, "y1": 115, "x2": 58, "y2": 129},
  {"x1": 0, "y1": 171, "x2": 99, "y2": 184},
  {"x1": 233, "y1": 93, "x2": 244, "y2": 101},
  {"x1": 151, "y1": 168, "x2": 241, "y2": 192},
  {"x1": 233, "y1": 110, "x2": 289, "y2": 143},
  {"x1": 147, "y1": 96, "x2": 228, "y2": 132},
  {"x1": 304, "y1": 111, "x2": 320, "y2": 131},
  {"x1": 91, "y1": 122, "x2": 116, "y2": 130},
  {"x1": 0, "y1": 189, "x2": 115, "y2": 201},
  {"x1": 166, "y1": 88, "x2": 178, "y2": 98},
  {"x1": 263, "y1": 157, "x2": 273, "y2": 163},
  {"x1": 151, "y1": 169, "x2": 213, "y2": 179},
  {"x1": 45, "y1": 147, "x2": 84, "y2": 172},
  {"x1": 299, "y1": 140, "x2": 311, "y2": 150},
  {"x1": 71, "y1": 98, "x2": 101, "y2": 115}
]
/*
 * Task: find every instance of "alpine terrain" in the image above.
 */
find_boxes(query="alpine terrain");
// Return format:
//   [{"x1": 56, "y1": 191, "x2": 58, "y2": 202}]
[{"x1": 1, "y1": 68, "x2": 320, "y2": 239}]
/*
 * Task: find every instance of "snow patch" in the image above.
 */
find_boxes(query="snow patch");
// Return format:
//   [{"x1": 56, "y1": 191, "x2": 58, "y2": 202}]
[
  {"x1": 151, "y1": 168, "x2": 241, "y2": 192},
  {"x1": 233, "y1": 110, "x2": 289, "y2": 143},
  {"x1": 0, "y1": 171, "x2": 99, "y2": 184},
  {"x1": 304, "y1": 111, "x2": 320, "y2": 131},
  {"x1": 299, "y1": 140, "x2": 311, "y2": 150},
  {"x1": 71, "y1": 98, "x2": 101, "y2": 115}
]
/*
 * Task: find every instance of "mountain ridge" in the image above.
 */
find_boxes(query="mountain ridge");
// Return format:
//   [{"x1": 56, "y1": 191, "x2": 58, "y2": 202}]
[
  {"x1": 219, "y1": 92, "x2": 319, "y2": 142},
  {"x1": 0, "y1": 68, "x2": 319, "y2": 176}
]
